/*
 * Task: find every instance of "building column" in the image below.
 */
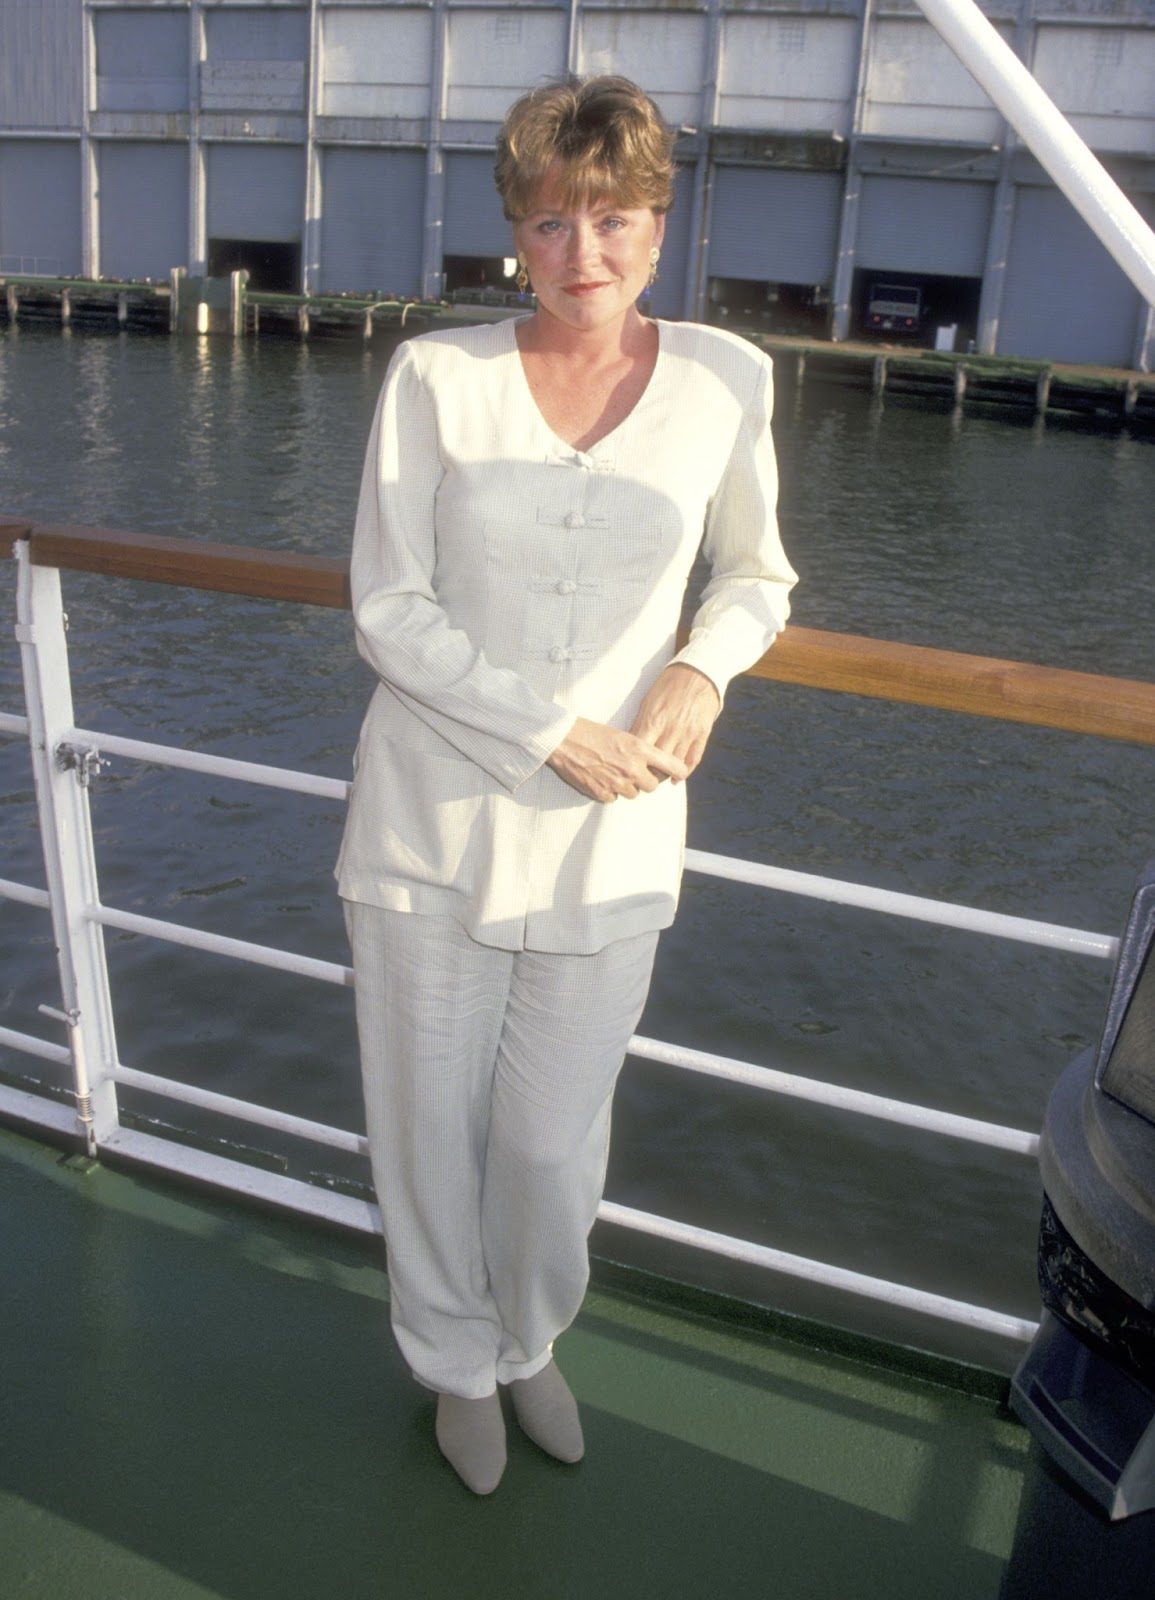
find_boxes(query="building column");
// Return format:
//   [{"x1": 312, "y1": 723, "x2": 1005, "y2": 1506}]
[
  {"x1": 683, "y1": 0, "x2": 723, "y2": 322},
  {"x1": 976, "y1": 168, "x2": 1015, "y2": 355},
  {"x1": 831, "y1": 0, "x2": 876, "y2": 341},
  {"x1": 1133, "y1": 302, "x2": 1154, "y2": 374},
  {"x1": 566, "y1": 0, "x2": 580, "y2": 75},
  {"x1": 420, "y1": 0, "x2": 449, "y2": 299},
  {"x1": 80, "y1": 4, "x2": 98, "y2": 277},
  {"x1": 189, "y1": 4, "x2": 206, "y2": 275},
  {"x1": 830, "y1": 158, "x2": 861, "y2": 343},
  {"x1": 302, "y1": 0, "x2": 322, "y2": 295}
]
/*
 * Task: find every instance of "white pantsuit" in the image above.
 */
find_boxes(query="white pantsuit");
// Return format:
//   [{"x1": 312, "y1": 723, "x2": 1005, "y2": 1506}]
[
  {"x1": 338, "y1": 317, "x2": 796, "y2": 1394},
  {"x1": 347, "y1": 902, "x2": 658, "y2": 1397}
]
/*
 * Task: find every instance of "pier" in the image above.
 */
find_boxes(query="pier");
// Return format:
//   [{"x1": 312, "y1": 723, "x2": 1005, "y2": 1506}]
[{"x1": 2, "y1": 270, "x2": 1152, "y2": 430}]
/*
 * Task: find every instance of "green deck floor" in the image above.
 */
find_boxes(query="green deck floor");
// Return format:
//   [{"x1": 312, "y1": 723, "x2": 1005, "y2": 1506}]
[{"x1": 0, "y1": 1123, "x2": 1030, "y2": 1600}]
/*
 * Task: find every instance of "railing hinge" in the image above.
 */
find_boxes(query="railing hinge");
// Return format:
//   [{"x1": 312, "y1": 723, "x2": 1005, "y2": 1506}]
[{"x1": 55, "y1": 741, "x2": 109, "y2": 788}]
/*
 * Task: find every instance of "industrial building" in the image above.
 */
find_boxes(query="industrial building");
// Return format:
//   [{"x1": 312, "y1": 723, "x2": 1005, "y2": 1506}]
[{"x1": 0, "y1": 0, "x2": 1152, "y2": 366}]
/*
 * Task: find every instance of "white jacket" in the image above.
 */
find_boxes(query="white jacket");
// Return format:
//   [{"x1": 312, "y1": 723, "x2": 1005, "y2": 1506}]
[{"x1": 336, "y1": 317, "x2": 797, "y2": 952}]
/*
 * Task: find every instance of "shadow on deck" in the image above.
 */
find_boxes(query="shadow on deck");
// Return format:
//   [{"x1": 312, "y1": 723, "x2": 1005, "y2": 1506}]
[{"x1": 0, "y1": 1123, "x2": 1026, "y2": 1600}]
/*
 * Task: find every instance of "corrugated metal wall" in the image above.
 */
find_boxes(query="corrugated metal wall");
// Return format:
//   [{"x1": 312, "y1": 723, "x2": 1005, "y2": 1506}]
[
  {"x1": 99, "y1": 142, "x2": 188, "y2": 280},
  {"x1": 443, "y1": 151, "x2": 510, "y2": 258},
  {"x1": 203, "y1": 4, "x2": 308, "y2": 114},
  {"x1": 709, "y1": 167, "x2": 842, "y2": 285},
  {"x1": 997, "y1": 185, "x2": 1148, "y2": 366},
  {"x1": 856, "y1": 177, "x2": 993, "y2": 277},
  {"x1": 204, "y1": 7, "x2": 309, "y2": 63},
  {"x1": 0, "y1": 0, "x2": 83, "y2": 131},
  {"x1": 94, "y1": 8, "x2": 187, "y2": 114},
  {"x1": 319, "y1": 7, "x2": 432, "y2": 120},
  {"x1": 445, "y1": 7, "x2": 565, "y2": 123},
  {"x1": 0, "y1": 140, "x2": 82, "y2": 274},
  {"x1": 206, "y1": 143, "x2": 306, "y2": 243},
  {"x1": 317, "y1": 146, "x2": 425, "y2": 294}
]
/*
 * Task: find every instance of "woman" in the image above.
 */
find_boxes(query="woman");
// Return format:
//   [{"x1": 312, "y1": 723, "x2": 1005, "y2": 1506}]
[{"x1": 338, "y1": 75, "x2": 797, "y2": 1495}]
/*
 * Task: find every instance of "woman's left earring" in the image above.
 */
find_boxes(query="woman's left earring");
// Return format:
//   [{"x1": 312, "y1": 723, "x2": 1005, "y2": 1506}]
[
  {"x1": 647, "y1": 247, "x2": 661, "y2": 290},
  {"x1": 516, "y1": 254, "x2": 530, "y2": 295}
]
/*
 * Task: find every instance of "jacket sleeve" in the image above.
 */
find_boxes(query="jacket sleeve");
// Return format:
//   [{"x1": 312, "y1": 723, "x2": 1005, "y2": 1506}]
[
  {"x1": 349, "y1": 341, "x2": 576, "y2": 791},
  {"x1": 670, "y1": 354, "x2": 797, "y2": 702}
]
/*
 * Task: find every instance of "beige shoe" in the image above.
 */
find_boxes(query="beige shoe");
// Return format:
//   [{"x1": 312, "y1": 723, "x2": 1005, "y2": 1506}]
[
  {"x1": 508, "y1": 1361, "x2": 584, "y2": 1464},
  {"x1": 435, "y1": 1391, "x2": 507, "y2": 1495}
]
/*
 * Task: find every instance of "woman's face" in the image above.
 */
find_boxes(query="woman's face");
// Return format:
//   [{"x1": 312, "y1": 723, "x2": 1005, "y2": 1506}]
[{"x1": 513, "y1": 166, "x2": 666, "y2": 334}]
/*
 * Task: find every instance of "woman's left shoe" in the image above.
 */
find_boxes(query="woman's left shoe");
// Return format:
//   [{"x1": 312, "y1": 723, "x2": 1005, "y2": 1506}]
[{"x1": 507, "y1": 1360, "x2": 584, "y2": 1464}]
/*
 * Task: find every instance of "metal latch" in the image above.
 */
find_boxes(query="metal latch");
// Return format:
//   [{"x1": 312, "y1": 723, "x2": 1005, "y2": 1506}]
[{"x1": 55, "y1": 741, "x2": 109, "y2": 787}]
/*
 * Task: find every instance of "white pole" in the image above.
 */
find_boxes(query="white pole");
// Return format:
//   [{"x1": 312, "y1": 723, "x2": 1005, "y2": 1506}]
[{"x1": 915, "y1": 0, "x2": 1155, "y2": 309}]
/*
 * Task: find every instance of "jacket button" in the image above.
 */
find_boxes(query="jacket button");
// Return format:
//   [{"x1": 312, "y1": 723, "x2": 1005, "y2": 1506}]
[
  {"x1": 563, "y1": 512, "x2": 584, "y2": 528},
  {"x1": 556, "y1": 579, "x2": 577, "y2": 595},
  {"x1": 550, "y1": 646, "x2": 572, "y2": 663}
]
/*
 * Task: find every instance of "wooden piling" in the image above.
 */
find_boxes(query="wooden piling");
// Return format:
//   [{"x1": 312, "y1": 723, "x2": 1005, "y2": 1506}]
[
  {"x1": 953, "y1": 364, "x2": 967, "y2": 404},
  {"x1": 796, "y1": 352, "x2": 806, "y2": 383},
  {"x1": 117, "y1": 294, "x2": 128, "y2": 327},
  {"x1": 872, "y1": 355, "x2": 888, "y2": 394},
  {"x1": 1035, "y1": 370, "x2": 1052, "y2": 415},
  {"x1": 5, "y1": 284, "x2": 17, "y2": 322},
  {"x1": 60, "y1": 288, "x2": 71, "y2": 325},
  {"x1": 297, "y1": 305, "x2": 310, "y2": 337}
]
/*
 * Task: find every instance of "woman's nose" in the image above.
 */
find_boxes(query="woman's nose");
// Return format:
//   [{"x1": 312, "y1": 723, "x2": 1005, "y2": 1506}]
[{"x1": 567, "y1": 222, "x2": 599, "y2": 266}]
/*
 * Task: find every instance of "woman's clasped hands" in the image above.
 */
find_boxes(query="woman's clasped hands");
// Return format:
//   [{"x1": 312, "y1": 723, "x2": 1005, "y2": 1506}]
[{"x1": 547, "y1": 664, "x2": 721, "y2": 804}]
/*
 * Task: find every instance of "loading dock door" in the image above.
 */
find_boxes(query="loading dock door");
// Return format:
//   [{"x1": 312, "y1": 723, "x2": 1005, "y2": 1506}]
[
  {"x1": 649, "y1": 163, "x2": 692, "y2": 320},
  {"x1": 856, "y1": 176, "x2": 993, "y2": 277},
  {"x1": 998, "y1": 185, "x2": 1149, "y2": 367},
  {"x1": 99, "y1": 142, "x2": 189, "y2": 281},
  {"x1": 443, "y1": 151, "x2": 512, "y2": 259},
  {"x1": 318, "y1": 147, "x2": 425, "y2": 296},
  {"x1": 206, "y1": 143, "x2": 306, "y2": 291},
  {"x1": 206, "y1": 143, "x2": 305, "y2": 242},
  {"x1": 709, "y1": 167, "x2": 842, "y2": 286},
  {"x1": 0, "y1": 140, "x2": 82, "y2": 276}
]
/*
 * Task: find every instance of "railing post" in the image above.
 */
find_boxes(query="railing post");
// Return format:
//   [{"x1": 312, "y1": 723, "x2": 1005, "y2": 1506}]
[{"x1": 15, "y1": 540, "x2": 121, "y2": 1155}]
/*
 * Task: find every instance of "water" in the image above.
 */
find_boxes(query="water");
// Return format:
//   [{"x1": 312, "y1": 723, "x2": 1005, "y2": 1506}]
[{"x1": 2, "y1": 323, "x2": 1153, "y2": 1368}]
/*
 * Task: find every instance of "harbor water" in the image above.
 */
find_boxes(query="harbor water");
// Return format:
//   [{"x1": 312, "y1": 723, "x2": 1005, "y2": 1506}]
[{"x1": 1, "y1": 322, "x2": 1152, "y2": 1368}]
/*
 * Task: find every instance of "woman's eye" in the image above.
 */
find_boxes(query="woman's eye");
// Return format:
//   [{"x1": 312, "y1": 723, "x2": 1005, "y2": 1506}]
[
  {"x1": 601, "y1": 217, "x2": 625, "y2": 231},
  {"x1": 538, "y1": 220, "x2": 562, "y2": 235}
]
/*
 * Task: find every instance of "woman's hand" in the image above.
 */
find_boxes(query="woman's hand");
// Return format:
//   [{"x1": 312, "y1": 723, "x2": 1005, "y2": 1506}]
[
  {"x1": 546, "y1": 717, "x2": 690, "y2": 804},
  {"x1": 629, "y1": 664, "x2": 721, "y2": 780}
]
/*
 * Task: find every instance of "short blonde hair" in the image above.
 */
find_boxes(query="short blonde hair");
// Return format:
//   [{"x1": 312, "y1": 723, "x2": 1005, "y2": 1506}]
[{"x1": 495, "y1": 76, "x2": 675, "y2": 222}]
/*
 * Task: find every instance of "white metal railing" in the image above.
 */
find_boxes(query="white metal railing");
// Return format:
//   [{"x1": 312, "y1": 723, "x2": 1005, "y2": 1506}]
[{"x1": 4, "y1": 542, "x2": 1131, "y2": 1347}]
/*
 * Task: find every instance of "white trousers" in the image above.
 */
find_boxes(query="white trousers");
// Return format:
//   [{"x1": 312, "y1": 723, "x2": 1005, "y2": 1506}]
[{"x1": 345, "y1": 901, "x2": 659, "y2": 1399}]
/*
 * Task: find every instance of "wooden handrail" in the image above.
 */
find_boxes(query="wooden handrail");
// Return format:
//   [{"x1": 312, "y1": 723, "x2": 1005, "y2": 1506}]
[
  {"x1": 19, "y1": 522, "x2": 350, "y2": 609},
  {"x1": 10, "y1": 520, "x2": 1155, "y2": 748}
]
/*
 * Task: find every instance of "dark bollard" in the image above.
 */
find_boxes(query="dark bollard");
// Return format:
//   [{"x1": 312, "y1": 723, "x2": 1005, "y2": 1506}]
[{"x1": 1001, "y1": 861, "x2": 1155, "y2": 1599}]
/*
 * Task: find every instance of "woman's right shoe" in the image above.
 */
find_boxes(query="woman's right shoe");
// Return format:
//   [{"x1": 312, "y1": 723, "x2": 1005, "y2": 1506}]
[{"x1": 435, "y1": 1391, "x2": 507, "y2": 1495}]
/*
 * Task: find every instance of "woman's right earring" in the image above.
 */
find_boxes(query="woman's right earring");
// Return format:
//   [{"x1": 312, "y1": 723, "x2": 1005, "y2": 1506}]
[{"x1": 516, "y1": 254, "x2": 530, "y2": 295}]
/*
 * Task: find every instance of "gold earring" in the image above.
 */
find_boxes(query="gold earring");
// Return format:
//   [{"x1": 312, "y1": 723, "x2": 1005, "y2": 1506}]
[
  {"x1": 647, "y1": 247, "x2": 661, "y2": 290},
  {"x1": 516, "y1": 253, "x2": 530, "y2": 294}
]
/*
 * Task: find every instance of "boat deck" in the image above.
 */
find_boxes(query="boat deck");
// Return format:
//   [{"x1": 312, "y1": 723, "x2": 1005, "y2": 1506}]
[{"x1": 1, "y1": 1122, "x2": 1029, "y2": 1600}]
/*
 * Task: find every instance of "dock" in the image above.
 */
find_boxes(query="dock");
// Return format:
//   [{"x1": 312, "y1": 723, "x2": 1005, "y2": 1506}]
[{"x1": 3, "y1": 271, "x2": 1152, "y2": 430}]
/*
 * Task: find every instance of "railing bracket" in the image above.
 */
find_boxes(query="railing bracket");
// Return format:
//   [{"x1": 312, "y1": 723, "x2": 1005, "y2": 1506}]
[
  {"x1": 58, "y1": 1153, "x2": 99, "y2": 1175},
  {"x1": 55, "y1": 741, "x2": 108, "y2": 787}
]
